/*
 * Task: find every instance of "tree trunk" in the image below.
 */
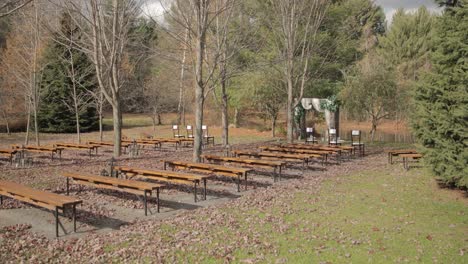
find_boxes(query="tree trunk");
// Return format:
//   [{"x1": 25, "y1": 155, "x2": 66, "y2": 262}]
[
  {"x1": 99, "y1": 111, "x2": 103, "y2": 141},
  {"x1": 157, "y1": 113, "x2": 161, "y2": 125},
  {"x1": 271, "y1": 115, "x2": 277, "y2": 137},
  {"x1": 177, "y1": 28, "x2": 189, "y2": 125},
  {"x1": 220, "y1": 66, "x2": 229, "y2": 147},
  {"x1": 32, "y1": 101, "x2": 40, "y2": 146},
  {"x1": 25, "y1": 101, "x2": 30, "y2": 145},
  {"x1": 75, "y1": 110, "x2": 81, "y2": 144},
  {"x1": 112, "y1": 100, "x2": 122, "y2": 157},
  {"x1": 1, "y1": 110, "x2": 10, "y2": 135},
  {"x1": 233, "y1": 107, "x2": 239, "y2": 128},
  {"x1": 193, "y1": 88, "x2": 204, "y2": 162},
  {"x1": 370, "y1": 119, "x2": 377, "y2": 142},
  {"x1": 286, "y1": 78, "x2": 294, "y2": 143}
]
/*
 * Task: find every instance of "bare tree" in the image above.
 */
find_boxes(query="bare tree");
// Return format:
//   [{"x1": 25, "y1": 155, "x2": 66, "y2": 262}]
[
  {"x1": 62, "y1": 0, "x2": 142, "y2": 156},
  {"x1": 164, "y1": 0, "x2": 236, "y2": 162},
  {"x1": 268, "y1": 0, "x2": 328, "y2": 143},
  {"x1": 0, "y1": 0, "x2": 33, "y2": 18},
  {"x1": 88, "y1": 89, "x2": 106, "y2": 141},
  {"x1": 2, "y1": 1, "x2": 46, "y2": 145}
]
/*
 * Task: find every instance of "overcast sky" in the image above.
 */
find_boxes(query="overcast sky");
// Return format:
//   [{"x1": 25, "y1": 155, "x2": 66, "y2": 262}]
[
  {"x1": 143, "y1": 0, "x2": 443, "y2": 25},
  {"x1": 375, "y1": 0, "x2": 442, "y2": 24}
]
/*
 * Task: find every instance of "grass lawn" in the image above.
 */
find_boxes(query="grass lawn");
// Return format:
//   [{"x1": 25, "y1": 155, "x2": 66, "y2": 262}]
[{"x1": 149, "y1": 161, "x2": 467, "y2": 263}]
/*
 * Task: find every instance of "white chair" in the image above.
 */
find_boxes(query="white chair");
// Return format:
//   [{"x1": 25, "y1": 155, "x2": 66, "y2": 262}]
[
  {"x1": 305, "y1": 127, "x2": 318, "y2": 144},
  {"x1": 202, "y1": 125, "x2": 215, "y2": 146},
  {"x1": 351, "y1": 130, "x2": 365, "y2": 156},
  {"x1": 328, "y1": 128, "x2": 339, "y2": 146},
  {"x1": 186, "y1": 125, "x2": 194, "y2": 139},
  {"x1": 172, "y1": 125, "x2": 185, "y2": 138}
]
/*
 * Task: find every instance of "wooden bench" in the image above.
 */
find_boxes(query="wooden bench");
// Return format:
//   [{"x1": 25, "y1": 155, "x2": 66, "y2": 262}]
[
  {"x1": 151, "y1": 138, "x2": 182, "y2": 150},
  {"x1": 54, "y1": 143, "x2": 100, "y2": 156},
  {"x1": 232, "y1": 150, "x2": 323, "y2": 167},
  {"x1": 400, "y1": 153, "x2": 423, "y2": 170},
  {"x1": 12, "y1": 145, "x2": 63, "y2": 160},
  {"x1": 0, "y1": 180, "x2": 82, "y2": 237},
  {"x1": 87, "y1": 141, "x2": 133, "y2": 153},
  {"x1": 114, "y1": 166, "x2": 211, "y2": 202},
  {"x1": 260, "y1": 146, "x2": 333, "y2": 163},
  {"x1": 386, "y1": 149, "x2": 418, "y2": 164},
  {"x1": 61, "y1": 172, "x2": 163, "y2": 215},
  {"x1": 163, "y1": 161, "x2": 252, "y2": 192},
  {"x1": 122, "y1": 139, "x2": 162, "y2": 150},
  {"x1": 0, "y1": 148, "x2": 18, "y2": 165},
  {"x1": 201, "y1": 155, "x2": 285, "y2": 182}
]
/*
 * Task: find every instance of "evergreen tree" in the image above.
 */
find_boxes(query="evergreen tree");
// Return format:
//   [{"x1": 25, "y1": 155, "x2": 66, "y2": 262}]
[
  {"x1": 38, "y1": 13, "x2": 97, "y2": 133},
  {"x1": 412, "y1": 1, "x2": 468, "y2": 188}
]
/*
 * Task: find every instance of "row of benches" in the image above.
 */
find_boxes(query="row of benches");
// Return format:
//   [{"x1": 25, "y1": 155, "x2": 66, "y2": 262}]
[{"x1": 0, "y1": 142, "x2": 372, "y2": 237}]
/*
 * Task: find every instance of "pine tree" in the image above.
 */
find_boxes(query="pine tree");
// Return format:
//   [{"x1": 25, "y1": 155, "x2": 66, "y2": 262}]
[
  {"x1": 412, "y1": 1, "x2": 468, "y2": 188},
  {"x1": 38, "y1": 13, "x2": 97, "y2": 134}
]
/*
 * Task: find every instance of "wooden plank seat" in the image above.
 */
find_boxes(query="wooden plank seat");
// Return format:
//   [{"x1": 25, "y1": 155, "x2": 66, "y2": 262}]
[
  {"x1": 113, "y1": 166, "x2": 211, "y2": 202},
  {"x1": 280, "y1": 143, "x2": 352, "y2": 155},
  {"x1": 151, "y1": 138, "x2": 182, "y2": 150},
  {"x1": 400, "y1": 153, "x2": 423, "y2": 170},
  {"x1": 87, "y1": 141, "x2": 132, "y2": 153},
  {"x1": 0, "y1": 148, "x2": 18, "y2": 165},
  {"x1": 121, "y1": 139, "x2": 162, "y2": 150},
  {"x1": 232, "y1": 150, "x2": 323, "y2": 167},
  {"x1": 386, "y1": 149, "x2": 418, "y2": 164},
  {"x1": 61, "y1": 172, "x2": 163, "y2": 215},
  {"x1": 259, "y1": 146, "x2": 333, "y2": 163},
  {"x1": 163, "y1": 160, "x2": 252, "y2": 192},
  {"x1": 12, "y1": 145, "x2": 63, "y2": 160},
  {"x1": 0, "y1": 180, "x2": 82, "y2": 237},
  {"x1": 54, "y1": 143, "x2": 100, "y2": 156},
  {"x1": 201, "y1": 155, "x2": 286, "y2": 182}
]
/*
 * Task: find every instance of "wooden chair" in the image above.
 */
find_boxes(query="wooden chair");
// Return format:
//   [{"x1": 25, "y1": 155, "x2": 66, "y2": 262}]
[
  {"x1": 350, "y1": 130, "x2": 365, "y2": 156},
  {"x1": 328, "y1": 129, "x2": 340, "y2": 146},
  {"x1": 172, "y1": 125, "x2": 185, "y2": 138},
  {"x1": 186, "y1": 125, "x2": 194, "y2": 139},
  {"x1": 202, "y1": 125, "x2": 215, "y2": 146},
  {"x1": 305, "y1": 127, "x2": 318, "y2": 144}
]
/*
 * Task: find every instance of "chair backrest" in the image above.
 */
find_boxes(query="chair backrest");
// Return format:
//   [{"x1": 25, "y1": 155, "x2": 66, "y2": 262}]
[
  {"x1": 186, "y1": 125, "x2": 193, "y2": 137},
  {"x1": 351, "y1": 130, "x2": 361, "y2": 144},
  {"x1": 305, "y1": 127, "x2": 315, "y2": 142},
  {"x1": 328, "y1": 128, "x2": 337, "y2": 145},
  {"x1": 202, "y1": 125, "x2": 208, "y2": 137},
  {"x1": 172, "y1": 125, "x2": 179, "y2": 137}
]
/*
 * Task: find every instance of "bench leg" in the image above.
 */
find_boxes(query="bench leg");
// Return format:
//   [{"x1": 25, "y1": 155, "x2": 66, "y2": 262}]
[
  {"x1": 157, "y1": 188, "x2": 160, "y2": 213},
  {"x1": 237, "y1": 175, "x2": 241, "y2": 192},
  {"x1": 144, "y1": 191, "x2": 148, "y2": 216},
  {"x1": 203, "y1": 179, "x2": 207, "y2": 200},
  {"x1": 55, "y1": 207, "x2": 59, "y2": 238},
  {"x1": 1, "y1": 195, "x2": 3, "y2": 205},
  {"x1": 244, "y1": 172, "x2": 248, "y2": 191},
  {"x1": 66, "y1": 178, "x2": 69, "y2": 195},
  {"x1": 279, "y1": 166, "x2": 282, "y2": 181},
  {"x1": 73, "y1": 204, "x2": 77, "y2": 232},
  {"x1": 194, "y1": 182, "x2": 197, "y2": 203}
]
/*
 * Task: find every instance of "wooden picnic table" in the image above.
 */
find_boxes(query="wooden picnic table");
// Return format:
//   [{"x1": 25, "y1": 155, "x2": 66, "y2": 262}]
[
  {"x1": 114, "y1": 166, "x2": 211, "y2": 202},
  {"x1": 61, "y1": 172, "x2": 163, "y2": 215},
  {"x1": 0, "y1": 180, "x2": 82, "y2": 237},
  {"x1": 201, "y1": 154, "x2": 285, "y2": 182},
  {"x1": 163, "y1": 160, "x2": 252, "y2": 192}
]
